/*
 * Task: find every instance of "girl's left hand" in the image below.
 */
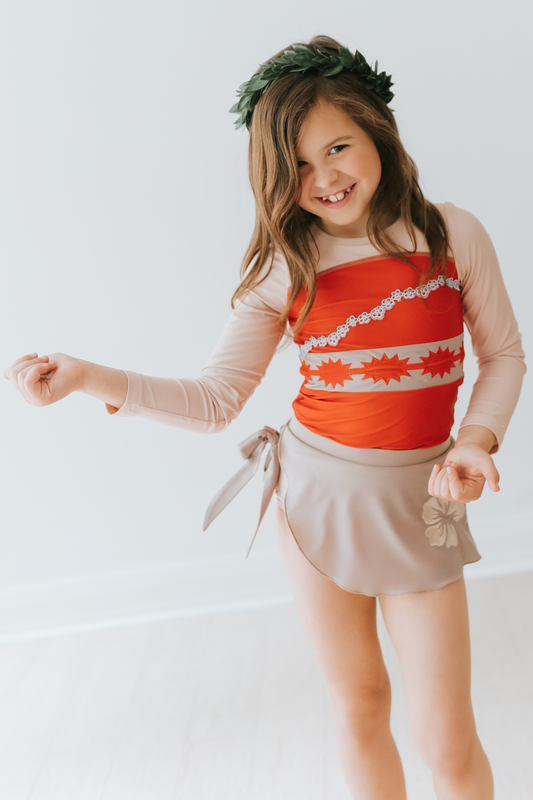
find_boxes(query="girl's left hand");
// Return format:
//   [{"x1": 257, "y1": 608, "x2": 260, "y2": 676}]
[{"x1": 428, "y1": 443, "x2": 500, "y2": 503}]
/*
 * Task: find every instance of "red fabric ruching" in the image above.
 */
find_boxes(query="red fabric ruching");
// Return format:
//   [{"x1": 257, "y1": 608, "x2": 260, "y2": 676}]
[
  {"x1": 289, "y1": 255, "x2": 465, "y2": 449},
  {"x1": 292, "y1": 380, "x2": 464, "y2": 449}
]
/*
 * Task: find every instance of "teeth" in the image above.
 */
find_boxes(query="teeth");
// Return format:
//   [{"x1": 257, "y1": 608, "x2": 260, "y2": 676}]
[{"x1": 322, "y1": 185, "x2": 353, "y2": 202}]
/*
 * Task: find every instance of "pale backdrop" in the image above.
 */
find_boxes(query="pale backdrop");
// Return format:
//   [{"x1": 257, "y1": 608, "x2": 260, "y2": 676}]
[{"x1": 1, "y1": 0, "x2": 531, "y2": 635}]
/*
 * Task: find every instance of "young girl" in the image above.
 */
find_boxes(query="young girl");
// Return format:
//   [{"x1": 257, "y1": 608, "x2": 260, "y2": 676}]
[{"x1": 4, "y1": 35, "x2": 526, "y2": 800}]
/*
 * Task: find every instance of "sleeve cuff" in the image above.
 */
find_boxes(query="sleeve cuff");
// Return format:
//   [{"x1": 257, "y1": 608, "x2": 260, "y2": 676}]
[
  {"x1": 458, "y1": 417, "x2": 503, "y2": 454},
  {"x1": 105, "y1": 370, "x2": 143, "y2": 418}
]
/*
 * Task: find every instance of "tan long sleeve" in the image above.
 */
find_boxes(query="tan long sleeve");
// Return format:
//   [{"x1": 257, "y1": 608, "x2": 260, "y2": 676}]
[
  {"x1": 442, "y1": 202, "x2": 527, "y2": 452},
  {"x1": 106, "y1": 251, "x2": 289, "y2": 432}
]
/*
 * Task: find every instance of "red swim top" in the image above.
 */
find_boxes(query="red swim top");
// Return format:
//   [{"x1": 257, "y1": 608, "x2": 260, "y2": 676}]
[
  {"x1": 288, "y1": 254, "x2": 464, "y2": 449},
  {"x1": 107, "y1": 202, "x2": 525, "y2": 458}
]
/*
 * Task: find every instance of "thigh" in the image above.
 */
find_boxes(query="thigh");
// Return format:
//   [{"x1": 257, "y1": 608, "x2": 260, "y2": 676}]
[
  {"x1": 275, "y1": 504, "x2": 390, "y2": 702},
  {"x1": 378, "y1": 577, "x2": 476, "y2": 748}
]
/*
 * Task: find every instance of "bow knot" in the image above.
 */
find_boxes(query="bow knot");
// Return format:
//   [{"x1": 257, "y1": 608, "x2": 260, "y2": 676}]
[{"x1": 202, "y1": 425, "x2": 282, "y2": 558}]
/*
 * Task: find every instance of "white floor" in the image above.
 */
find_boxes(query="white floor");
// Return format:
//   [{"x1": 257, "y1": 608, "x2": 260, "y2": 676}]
[{"x1": 0, "y1": 571, "x2": 532, "y2": 799}]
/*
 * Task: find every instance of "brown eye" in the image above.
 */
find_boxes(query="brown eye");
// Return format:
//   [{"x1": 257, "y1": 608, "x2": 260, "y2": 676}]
[{"x1": 297, "y1": 160, "x2": 307, "y2": 168}]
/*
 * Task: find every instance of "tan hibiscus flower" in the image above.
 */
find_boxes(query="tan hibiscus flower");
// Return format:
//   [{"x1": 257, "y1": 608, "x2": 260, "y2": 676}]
[{"x1": 422, "y1": 497, "x2": 466, "y2": 547}]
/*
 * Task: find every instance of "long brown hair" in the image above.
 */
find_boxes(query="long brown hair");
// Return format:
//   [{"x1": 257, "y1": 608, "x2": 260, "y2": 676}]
[{"x1": 230, "y1": 35, "x2": 455, "y2": 349}]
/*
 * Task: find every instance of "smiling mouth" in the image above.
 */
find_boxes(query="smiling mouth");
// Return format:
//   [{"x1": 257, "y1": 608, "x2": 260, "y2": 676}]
[{"x1": 317, "y1": 183, "x2": 356, "y2": 204}]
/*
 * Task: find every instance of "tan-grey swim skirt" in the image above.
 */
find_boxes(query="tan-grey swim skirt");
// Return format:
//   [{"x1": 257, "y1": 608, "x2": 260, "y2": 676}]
[{"x1": 202, "y1": 416, "x2": 481, "y2": 597}]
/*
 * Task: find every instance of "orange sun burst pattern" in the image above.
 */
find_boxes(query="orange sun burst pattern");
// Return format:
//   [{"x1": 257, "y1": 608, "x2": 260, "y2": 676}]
[
  {"x1": 417, "y1": 347, "x2": 458, "y2": 378},
  {"x1": 300, "y1": 361, "x2": 320, "y2": 384},
  {"x1": 309, "y1": 357, "x2": 355, "y2": 389},
  {"x1": 302, "y1": 344, "x2": 464, "y2": 388},
  {"x1": 360, "y1": 353, "x2": 412, "y2": 385}
]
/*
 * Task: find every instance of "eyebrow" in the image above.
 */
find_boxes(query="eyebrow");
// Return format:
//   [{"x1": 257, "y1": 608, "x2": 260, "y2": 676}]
[
  {"x1": 324, "y1": 134, "x2": 354, "y2": 149},
  {"x1": 296, "y1": 134, "x2": 355, "y2": 160}
]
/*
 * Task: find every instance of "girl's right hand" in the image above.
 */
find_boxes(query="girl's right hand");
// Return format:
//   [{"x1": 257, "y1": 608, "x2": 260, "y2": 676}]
[{"x1": 3, "y1": 352, "x2": 84, "y2": 407}]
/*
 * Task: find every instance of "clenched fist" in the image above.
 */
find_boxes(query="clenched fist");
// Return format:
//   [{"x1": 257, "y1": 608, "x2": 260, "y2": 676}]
[{"x1": 3, "y1": 352, "x2": 84, "y2": 407}]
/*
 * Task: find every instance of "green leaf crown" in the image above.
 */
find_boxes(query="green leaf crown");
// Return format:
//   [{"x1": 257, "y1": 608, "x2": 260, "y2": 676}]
[{"x1": 230, "y1": 44, "x2": 394, "y2": 130}]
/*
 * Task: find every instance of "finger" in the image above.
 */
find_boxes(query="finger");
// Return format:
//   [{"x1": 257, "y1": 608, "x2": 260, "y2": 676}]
[
  {"x1": 17, "y1": 363, "x2": 44, "y2": 402},
  {"x1": 28, "y1": 361, "x2": 56, "y2": 389},
  {"x1": 4, "y1": 353, "x2": 42, "y2": 376},
  {"x1": 446, "y1": 464, "x2": 467, "y2": 502},
  {"x1": 6, "y1": 355, "x2": 49, "y2": 383},
  {"x1": 7, "y1": 352, "x2": 40, "y2": 370},
  {"x1": 19, "y1": 362, "x2": 55, "y2": 403},
  {"x1": 432, "y1": 464, "x2": 449, "y2": 498},
  {"x1": 428, "y1": 464, "x2": 440, "y2": 496},
  {"x1": 439, "y1": 471, "x2": 452, "y2": 500},
  {"x1": 484, "y1": 463, "x2": 501, "y2": 493}
]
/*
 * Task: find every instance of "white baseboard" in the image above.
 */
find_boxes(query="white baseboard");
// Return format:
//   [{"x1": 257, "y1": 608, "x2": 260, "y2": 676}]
[
  {"x1": 1, "y1": 514, "x2": 532, "y2": 643},
  {"x1": 0, "y1": 549, "x2": 294, "y2": 643}
]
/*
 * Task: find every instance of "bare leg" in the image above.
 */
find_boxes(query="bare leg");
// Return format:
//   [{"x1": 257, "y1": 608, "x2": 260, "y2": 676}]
[
  {"x1": 379, "y1": 576, "x2": 494, "y2": 799},
  {"x1": 275, "y1": 505, "x2": 407, "y2": 799}
]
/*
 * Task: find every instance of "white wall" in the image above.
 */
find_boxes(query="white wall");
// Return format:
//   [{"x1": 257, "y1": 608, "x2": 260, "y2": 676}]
[{"x1": 1, "y1": 0, "x2": 532, "y2": 638}]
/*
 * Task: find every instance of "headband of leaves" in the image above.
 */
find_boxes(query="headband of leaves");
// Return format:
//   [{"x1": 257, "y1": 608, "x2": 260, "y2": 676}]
[{"x1": 230, "y1": 44, "x2": 394, "y2": 130}]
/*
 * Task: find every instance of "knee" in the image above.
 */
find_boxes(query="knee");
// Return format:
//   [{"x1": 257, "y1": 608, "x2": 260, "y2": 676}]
[
  {"x1": 416, "y1": 729, "x2": 478, "y2": 779},
  {"x1": 328, "y1": 683, "x2": 392, "y2": 743}
]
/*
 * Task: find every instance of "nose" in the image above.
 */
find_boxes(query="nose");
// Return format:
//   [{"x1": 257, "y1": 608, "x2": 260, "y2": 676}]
[{"x1": 312, "y1": 163, "x2": 339, "y2": 193}]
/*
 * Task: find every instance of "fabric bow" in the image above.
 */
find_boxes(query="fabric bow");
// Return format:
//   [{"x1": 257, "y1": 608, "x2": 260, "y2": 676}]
[{"x1": 202, "y1": 426, "x2": 281, "y2": 558}]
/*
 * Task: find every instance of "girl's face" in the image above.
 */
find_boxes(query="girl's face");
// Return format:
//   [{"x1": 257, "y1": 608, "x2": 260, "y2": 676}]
[{"x1": 295, "y1": 99, "x2": 382, "y2": 238}]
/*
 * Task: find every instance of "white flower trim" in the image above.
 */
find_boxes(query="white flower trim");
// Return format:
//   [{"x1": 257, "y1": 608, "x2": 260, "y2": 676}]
[
  {"x1": 422, "y1": 496, "x2": 466, "y2": 548},
  {"x1": 300, "y1": 276, "x2": 460, "y2": 358}
]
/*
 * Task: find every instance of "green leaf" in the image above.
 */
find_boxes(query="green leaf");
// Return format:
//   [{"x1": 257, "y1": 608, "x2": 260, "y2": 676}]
[
  {"x1": 322, "y1": 63, "x2": 344, "y2": 76},
  {"x1": 230, "y1": 42, "x2": 394, "y2": 133},
  {"x1": 248, "y1": 75, "x2": 270, "y2": 91},
  {"x1": 291, "y1": 54, "x2": 312, "y2": 67},
  {"x1": 339, "y1": 52, "x2": 354, "y2": 68}
]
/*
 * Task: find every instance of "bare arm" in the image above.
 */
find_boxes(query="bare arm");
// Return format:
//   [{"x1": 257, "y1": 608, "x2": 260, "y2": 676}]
[
  {"x1": 77, "y1": 358, "x2": 128, "y2": 413},
  {"x1": 453, "y1": 424, "x2": 496, "y2": 453},
  {"x1": 3, "y1": 352, "x2": 128, "y2": 412}
]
